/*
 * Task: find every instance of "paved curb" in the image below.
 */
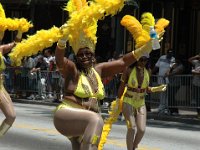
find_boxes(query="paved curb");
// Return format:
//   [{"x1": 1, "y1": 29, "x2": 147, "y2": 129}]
[
  {"x1": 12, "y1": 98, "x2": 200, "y2": 125},
  {"x1": 148, "y1": 113, "x2": 200, "y2": 125}
]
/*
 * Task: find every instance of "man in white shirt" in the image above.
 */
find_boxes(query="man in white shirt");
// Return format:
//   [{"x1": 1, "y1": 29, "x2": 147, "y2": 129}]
[
  {"x1": 153, "y1": 49, "x2": 175, "y2": 114},
  {"x1": 188, "y1": 54, "x2": 200, "y2": 118}
]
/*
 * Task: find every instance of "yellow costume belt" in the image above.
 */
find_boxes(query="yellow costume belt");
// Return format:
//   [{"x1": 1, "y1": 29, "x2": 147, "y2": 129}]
[
  {"x1": 55, "y1": 98, "x2": 100, "y2": 113},
  {"x1": 127, "y1": 87, "x2": 146, "y2": 93},
  {"x1": 123, "y1": 90, "x2": 145, "y2": 109}
]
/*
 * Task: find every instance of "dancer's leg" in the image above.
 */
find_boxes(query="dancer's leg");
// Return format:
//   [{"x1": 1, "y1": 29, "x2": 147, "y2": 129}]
[
  {"x1": 0, "y1": 89, "x2": 16, "y2": 137},
  {"x1": 133, "y1": 105, "x2": 146, "y2": 149},
  {"x1": 54, "y1": 108, "x2": 104, "y2": 150},
  {"x1": 122, "y1": 103, "x2": 136, "y2": 150}
]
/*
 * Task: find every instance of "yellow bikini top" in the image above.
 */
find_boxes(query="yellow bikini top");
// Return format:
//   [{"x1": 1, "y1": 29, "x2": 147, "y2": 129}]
[
  {"x1": 0, "y1": 52, "x2": 5, "y2": 72},
  {"x1": 127, "y1": 67, "x2": 149, "y2": 89},
  {"x1": 74, "y1": 68, "x2": 105, "y2": 100}
]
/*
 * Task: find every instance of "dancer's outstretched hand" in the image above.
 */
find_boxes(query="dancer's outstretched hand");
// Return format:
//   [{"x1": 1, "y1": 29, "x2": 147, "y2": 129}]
[{"x1": 151, "y1": 84, "x2": 167, "y2": 92}]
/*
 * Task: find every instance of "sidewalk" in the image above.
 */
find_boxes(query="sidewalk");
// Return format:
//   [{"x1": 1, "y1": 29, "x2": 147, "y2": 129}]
[{"x1": 12, "y1": 98, "x2": 200, "y2": 125}]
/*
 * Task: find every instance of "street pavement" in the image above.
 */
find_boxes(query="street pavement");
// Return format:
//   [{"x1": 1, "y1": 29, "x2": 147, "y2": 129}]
[{"x1": 12, "y1": 98, "x2": 200, "y2": 125}]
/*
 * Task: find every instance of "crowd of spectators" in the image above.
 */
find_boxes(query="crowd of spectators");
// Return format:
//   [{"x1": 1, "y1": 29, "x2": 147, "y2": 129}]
[{"x1": 4, "y1": 48, "x2": 64, "y2": 102}]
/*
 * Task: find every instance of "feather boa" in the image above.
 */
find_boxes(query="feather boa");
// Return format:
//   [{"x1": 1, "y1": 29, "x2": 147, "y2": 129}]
[
  {"x1": 9, "y1": 26, "x2": 61, "y2": 66},
  {"x1": 65, "y1": 0, "x2": 87, "y2": 13},
  {"x1": 0, "y1": 3, "x2": 6, "y2": 18},
  {"x1": 98, "y1": 87, "x2": 127, "y2": 150},
  {"x1": 0, "y1": 18, "x2": 33, "y2": 32}
]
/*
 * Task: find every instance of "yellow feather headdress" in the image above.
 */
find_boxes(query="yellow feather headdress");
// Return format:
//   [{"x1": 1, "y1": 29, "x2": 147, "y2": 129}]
[
  {"x1": 141, "y1": 12, "x2": 155, "y2": 33},
  {"x1": 121, "y1": 15, "x2": 150, "y2": 49},
  {"x1": 121, "y1": 12, "x2": 170, "y2": 49},
  {"x1": 155, "y1": 18, "x2": 170, "y2": 34},
  {"x1": 61, "y1": 0, "x2": 125, "y2": 54}
]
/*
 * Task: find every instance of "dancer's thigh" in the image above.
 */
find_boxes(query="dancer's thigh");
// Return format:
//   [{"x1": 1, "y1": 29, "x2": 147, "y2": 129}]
[
  {"x1": 135, "y1": 105, "x2": 146, "y2": 130},
  {"x1": 54, "y1": 107, "x2": 101, "y2": 137},
  {"x1": 0, "y1": 90, "x2": 15, "y2": 118},
  {"x1": 122, "y1": 103, "x2": 136, "y2": 127}
]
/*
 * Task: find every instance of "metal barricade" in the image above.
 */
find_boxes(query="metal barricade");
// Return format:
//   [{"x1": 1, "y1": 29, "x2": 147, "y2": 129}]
[
  {"x1": 3, "y1": 67, "x2": 64, "y2": 100},
  {"x1": 147, "y1": 75, "x2": 199, "y2": 109},
  {"x1": 3, "y1": 67, "x2": 200, "y2": 109}
]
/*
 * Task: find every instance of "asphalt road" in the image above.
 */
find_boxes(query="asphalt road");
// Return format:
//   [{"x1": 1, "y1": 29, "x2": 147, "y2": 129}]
[{"x1": 0, "y1": 103, "x2": 200, "y2": 150}]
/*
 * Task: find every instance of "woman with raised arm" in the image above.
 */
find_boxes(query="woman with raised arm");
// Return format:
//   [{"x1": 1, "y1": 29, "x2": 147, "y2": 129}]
[
  {"x1": 98, "y1": 12, "x2": 170, "y2": 150},
  {"x1": 0, "y1": 30, "x2": 23, "y2": 138},
  {"x1": 117, "y1": 54, "x2": 166, "y2": 150},
  {"x1": 54, "y1": 0, "x2": 164, "y2": 150},
  {"x1": 54, "y1": 32, "x2": 152, "y2": 150},
  {"x1": 0, "y1": 2, "x2": 32, "y2": 137},
  {"x1": 52, "y1": 1, "x2": 155, "y2": 149}
]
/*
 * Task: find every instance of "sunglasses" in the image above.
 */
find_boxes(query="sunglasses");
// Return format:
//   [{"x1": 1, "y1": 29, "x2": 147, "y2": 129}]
[{"x1": 76, "y1": 52, "x2": 93, "y2": 58}]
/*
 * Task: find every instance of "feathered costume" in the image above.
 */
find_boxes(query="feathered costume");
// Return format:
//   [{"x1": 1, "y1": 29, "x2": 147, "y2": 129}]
[
  {"x1": 9, "y1": 0, "x2": 125, "y2": 66},
  {"x1": 98, "y1": 12, "x2": 170, "y2": 150},
  {"x1": 0, "y1": 2, "x2": 33, "y2": 69}
]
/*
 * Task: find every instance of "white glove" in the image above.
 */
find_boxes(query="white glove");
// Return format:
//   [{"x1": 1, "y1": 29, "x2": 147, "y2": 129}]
[
  {"x1": 16, "y1": 30, "x2": 23, "y2": 39},
  {"x1": 57, "y1": 24, "x2": 68, "y2": 48},
  {"x1": 151, "y1": 84, "x2": 167, "y2": 92},
  {"x1": 0, "y1": 31, "x2": 5, "y2": 41}
]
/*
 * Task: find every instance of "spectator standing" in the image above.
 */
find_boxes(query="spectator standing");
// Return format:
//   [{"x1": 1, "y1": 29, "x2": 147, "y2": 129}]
[
  {"x1": 23, "y1": 56, "x2": 36, "y2": 99},
  {"x1": 30, "y1": 55, "x2": 48, "y2": 100},
  {"x1": 43, "y1": 49, "x2": 54, "y2": 99},
  {"x1": 152, "y1": 49, "x2": 175, "y2": 114},
  {"x1": 167, "y1": 57, "x2": 185, "y2": 115},
  {"x1": 188, "y1": 54, "x2": 200, "y2": 118}
]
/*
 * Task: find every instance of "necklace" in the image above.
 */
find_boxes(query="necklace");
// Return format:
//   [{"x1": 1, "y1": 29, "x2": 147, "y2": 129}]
[{"x1": 85, "y1": 68, "x2": 98, "y2": 94}]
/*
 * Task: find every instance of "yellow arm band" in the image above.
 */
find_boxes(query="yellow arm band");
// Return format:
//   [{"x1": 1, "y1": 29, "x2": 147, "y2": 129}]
[{"x1": 57, "y1": 39, "x2": 66, "y2": 49}]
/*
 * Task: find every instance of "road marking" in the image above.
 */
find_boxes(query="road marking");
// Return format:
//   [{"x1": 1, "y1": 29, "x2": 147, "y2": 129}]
[
  {"x1": 14, "y1": 123, "x2": 59, "y2": 135},
  {"x1": 14, "y1": 123, "x2": 161, "y2": 150}
]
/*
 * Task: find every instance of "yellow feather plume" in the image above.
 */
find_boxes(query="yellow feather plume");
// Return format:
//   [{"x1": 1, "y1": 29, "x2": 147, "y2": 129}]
[
  {"x1": 98, "y1": 87, "x2": 127, "y2": 150},
  {"x1": 155, "y1": 18, "x2": 170, "y2": 34},
  {"x1": 9, "y1": 26, "x2": 61, "y2": 66},
  {"x1": 121, "y1": 15, "x2": 150, "y2": 49},
  {"x1": 64, "y1": 0, "x2": 87, "y2": 16},
  {"x1": 140, "y1": 12, "x2": 155, "y2": 33},
  {"x1": 0, "y1": 3, "x2": 6, "y2": 18},
  {"x1": 0, "y1": 17, "x2": 33, "y2": 32}
]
